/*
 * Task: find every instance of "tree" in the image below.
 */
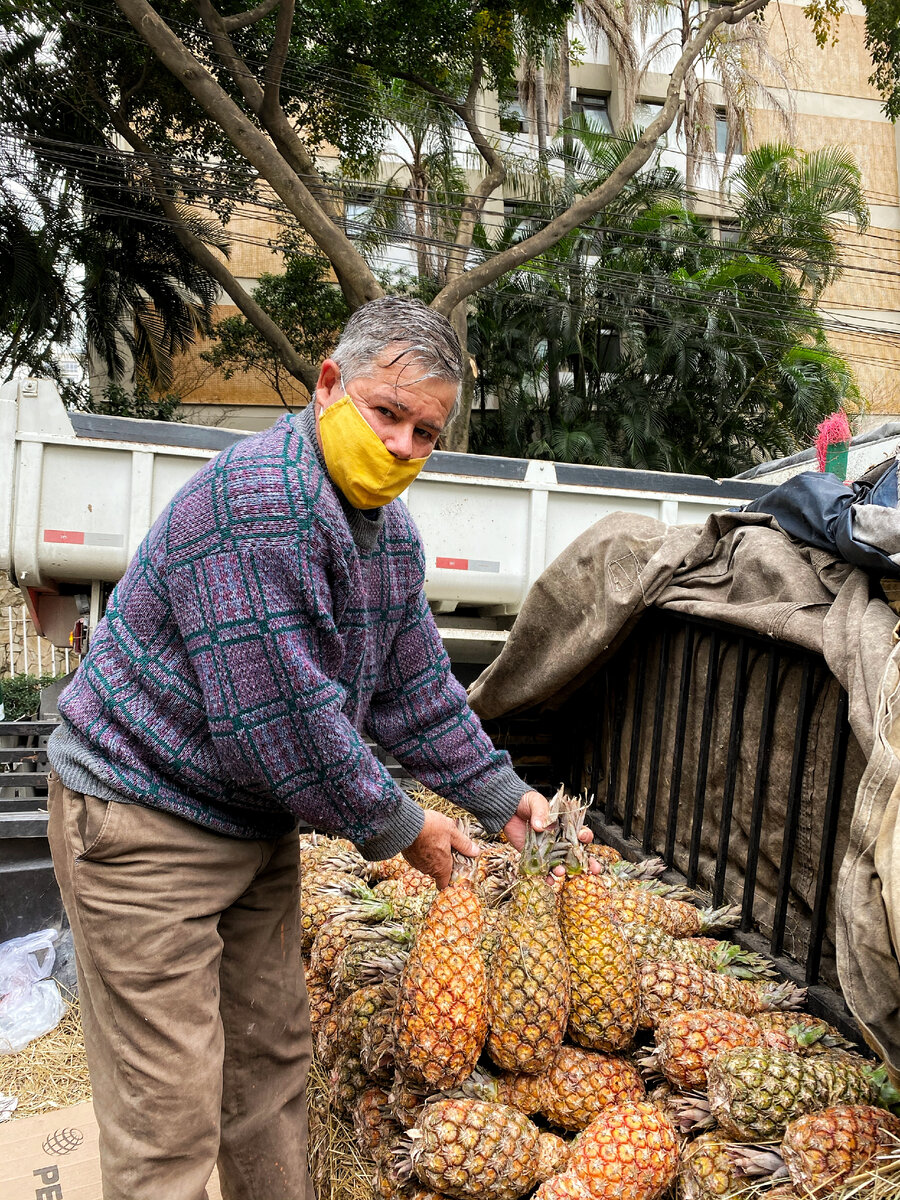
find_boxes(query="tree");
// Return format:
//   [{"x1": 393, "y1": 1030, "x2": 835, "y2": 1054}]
[
  {"x1": 202, "y1": 254, "x2": 349, "y2": 407},
  {"x1": 864, "y1": 0, "x2": 900, "y2": 119},
  {"x1": 469, "y1": 139, "x2": 866, "y2": 475},
  {"x1": 1, "y1": 0, "x2": 777, "y2": 449}
]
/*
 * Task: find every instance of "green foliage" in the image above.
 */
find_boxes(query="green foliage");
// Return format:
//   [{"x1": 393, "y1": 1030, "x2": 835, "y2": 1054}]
[
  {"x1": 202, "y1": 255, "x2": 349, "y2": 407},
  {"x1": 67, "y1": 377, "x2": 184, "y2": 422},
  {"x1": 864, "y1": 0, "x2": 900, "y2": 120},
  {"x1": 0, "y1": 673, "x2": 61, "y2": 721},
  {"x1": 469, "y1": 131, "x2": 866, "y2": 476}
]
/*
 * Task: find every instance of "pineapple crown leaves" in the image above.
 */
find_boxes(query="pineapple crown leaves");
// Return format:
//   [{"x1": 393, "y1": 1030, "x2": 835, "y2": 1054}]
[
  {"x1": 761, "y1": 979, "x2": 808, "y2": 1012},
  {"x1": 695, "y1": 904, "x2": 742, "y2": 932},
  {"x1": 709, "y1": 942, "x2": 778, "y2": 980},
  {"x1": 555, "y1": 793, "x2": 592, "y2": 876},
  {"x1": 608, "y1": 855, "x2": 667, "y2": 881},
  {"x1": 664, "y1": 1090, "x2": 716, "y2": 1134},
  {"x1": 869, "y1": 1064, "x2": 900, "y2": 1114},
  {"x1": 727, "y1": 1143, "x2": 791, "y2": 1181}
]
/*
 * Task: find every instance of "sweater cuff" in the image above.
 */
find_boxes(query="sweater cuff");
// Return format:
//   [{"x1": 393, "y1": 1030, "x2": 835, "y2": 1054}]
[
  {"x1": 465, "y1": 765, "x2": 531, "y2": 835},
  {"x1": 360, "y1": 792, "x2": 426, "y2": 861}
]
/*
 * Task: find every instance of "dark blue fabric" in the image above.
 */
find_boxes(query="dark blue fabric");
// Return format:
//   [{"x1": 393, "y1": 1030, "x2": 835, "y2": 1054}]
[{"x1": 744, "y1": 460, "x2": 900, "y2": 576}]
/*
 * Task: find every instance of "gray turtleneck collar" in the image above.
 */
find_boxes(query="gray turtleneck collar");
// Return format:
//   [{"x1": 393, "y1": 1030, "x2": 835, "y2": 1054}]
[{"x1": 295, "y1": 403, "x2": 385, "y2": 555}]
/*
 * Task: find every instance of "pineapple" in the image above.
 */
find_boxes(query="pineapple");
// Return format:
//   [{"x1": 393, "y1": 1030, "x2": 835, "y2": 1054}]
[
  {"x1": 532, "y1": 1046, "x2": 646, "y2": 1131},
  {"x1": 306, "y1": 974, "x2": 333, "y2": 1036},
  {"x1": 557, "y1": 798, "x2": 640, "y2": 1052},
  {"x1": 393, "y1": 844, "x2": 488, "y2": 1089},
  {"x1": 335, "y1": 982, "x2": 396, "y2": 1051},
  {"x1": 300, "y1": 873, "x2": 372, "y2": 955},
  {"x1": 315, "y1": 1008, "x2": 342, "y2": 1067},
  {"x1": 399, "y1": 1098, "x2": 564, "y2": 1200},
  {"x1": 753, "y1": 1011, "x2": 856, "y2": 1051},
  {"x1": 486, "y1": 804, "x2": 570, "y2": 1073},
  {"x1": 643, "y1": 1008, "x2": 773, "y2": 1090},
  {"x1": 360, "y1": 1003, "x2": 396, "y2": 1083},
  {"x1": 352, "y1": 1086, "x2": 402, "y2": 1163},
  {"x1": 533, "y1": 1175, "x2": 593, "y2": 1200},
  {"x1": 706, "y1": 1046, "x2": 877, "y2": 1140},
  {"x1": 370, "y1": 855, "x2": 435, "y2": 894},
  {"x1": 536, "y1": 1133, "x2": 570, "y2": 1180},
  {"x1": 731, "y1": 1103, "x2": 900, "y2": 1197},
  {"x1": 600, "y1": 888, "x2": 739, "y2": 938},
  {"x1": 331, "y1": 923, "x2": 414, "y2": 998},
  {"x1": 678, "y1": 1131, "x2": 751, "y2": 1200},
  {"x1": 328, "y1": 1048, "x2": 368, "y2": 1116},
  {"x1": 389, "y1": 1068, "x2": 429, "y2": 1128},
  {"x1": 620, "y1": 923, "x2": 773, "y2": 978},
  {"x1": 638, "y1": 960, "x2": 805, "y2": 1028},
  {"x1": 563, "y1": 1100, "x2": 680, "y2": 1200}
]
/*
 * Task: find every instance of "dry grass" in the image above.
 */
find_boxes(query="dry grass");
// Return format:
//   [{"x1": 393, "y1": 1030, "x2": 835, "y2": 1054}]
[
  {"x1": 0, "y1": 995, "x2": 91, "y2": 1118},
  {"x1": 406, "y1": 781, "x2": 470, "y2": 824},
  {"x1": 307, "y1": 1054, "x2": 378, "y2": 1200}
]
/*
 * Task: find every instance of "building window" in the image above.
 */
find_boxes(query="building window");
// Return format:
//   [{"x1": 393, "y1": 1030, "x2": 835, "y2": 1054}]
[
  {"x1": 574, "y1": 92, "x2": 612, "y2": 134},
  {"x1": 500, "y1": 86, "x2": 529, "y2": 135},
  {"x1": 718, "y1": 219, "x2": 741, "y2": 245},
  {"x1": 715, "y1": 109, "x2": 743, "y2": 155}
]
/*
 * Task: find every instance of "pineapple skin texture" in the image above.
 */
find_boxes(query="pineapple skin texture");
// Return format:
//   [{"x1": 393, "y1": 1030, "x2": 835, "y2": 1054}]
[
  {"x1": 707, "y1": 1047, "x2": 875, "y2": 1141},
  {"x1": 412, "y1": 1098, "x2": 549, "y2": 1200},
  {"x1": 678, "y1": 1131, "x2": 748, "y2": 1200},
  {"x1": 393, "y1": 880, "x2": 488, "y2": 1089},
  {"x1": 653, "y1": 1008, "x2": 769, "y2": 1089},
  {"x1": 487, "y1": 877, "x2": 571, "y2": 1073},
  {"x1": 531, "y1": 1046, "x2": 646, "y2": 1131},
  {"x1": 781, "y1": 1104, "x2": 900, "y2": 1196},
  {"x1": 639, "y1": 960, "x2": 775, "y2": 1028},
  {"x1": 560, "y1": 875, "x2": 640, "y2": 1051},
  {"x1": 566, "y1": 1100, "x2": 680, "y2": 1200}
]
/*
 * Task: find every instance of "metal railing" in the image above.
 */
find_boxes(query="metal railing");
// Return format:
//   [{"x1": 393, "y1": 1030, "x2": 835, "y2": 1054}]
[{"x1": 488, "y1": 608, "x2": 862, "y2": 1039}]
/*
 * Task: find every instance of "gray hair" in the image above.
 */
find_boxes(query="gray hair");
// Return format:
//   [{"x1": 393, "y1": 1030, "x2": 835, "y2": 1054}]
[{"x1": 332, "y1": 297, "x2": 463, "y2": 424}]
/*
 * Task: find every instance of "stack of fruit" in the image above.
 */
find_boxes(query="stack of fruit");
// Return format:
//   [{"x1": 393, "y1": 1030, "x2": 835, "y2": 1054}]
[{"x1": 300, "y1": 791, "x2": 900, "y2": 1200}]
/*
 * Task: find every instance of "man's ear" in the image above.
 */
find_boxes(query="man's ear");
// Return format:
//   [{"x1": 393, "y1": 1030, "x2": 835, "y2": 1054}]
[{"x1": 314, "y1": 358, "x2": 342, "y2": 413}]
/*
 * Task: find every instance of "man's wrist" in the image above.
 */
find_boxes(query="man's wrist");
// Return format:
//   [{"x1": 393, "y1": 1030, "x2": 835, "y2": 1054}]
[{"x1": 360, "y1": 793, "x2": 425, "y2": 861}]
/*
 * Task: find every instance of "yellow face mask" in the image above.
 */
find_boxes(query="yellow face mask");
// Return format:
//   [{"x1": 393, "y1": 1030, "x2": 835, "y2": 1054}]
[{"x1": 317, "y1": 393, "x2": 429, "y2": 510}]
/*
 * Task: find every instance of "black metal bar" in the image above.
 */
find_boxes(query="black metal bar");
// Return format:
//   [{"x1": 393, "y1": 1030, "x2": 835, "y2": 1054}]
[
  {"x1": 0, "y1": 722, "x2": 58, "y2": 737},
  {"x1": 665, "y1": 626, "x2": 695, "y2": 864},
  {"x1": 0, "y1": 749, "x2": 48, "y2": 763},
  {"x1": 713, "y1": 638, "x2": 750, "y2": 907},
  {"x1": 643, "y1": 625, "x2": 671, "y2": 853},
  {"x1": 0, "y1": 773, "x2": 50, "y2": 789},
  {"x1": 588, "y1": 679, "x2": 606, "y2": 806},
  {"x1": 687, "y1": 631, "x2": 721, "y2": 887},
  {"x1": 622, "y1": 639, "x2": 648, "y2": 840},
  {"x1": 771, "y1": 660, "x2": 816, "y2": 959},
  {"x1": 806, "y1": 688, "x2": 850, "y2": 986},
  {"x1": 742, "y1": 647, "x2": 780, "y2": 931},
  {"x1": 605, "y1": 677, "x2": 628, "y2": 823}
]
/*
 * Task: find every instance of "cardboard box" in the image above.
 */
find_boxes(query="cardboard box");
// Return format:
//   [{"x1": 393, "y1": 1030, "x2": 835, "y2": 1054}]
[{"x1": 0, "y1": 1101, "x2": 222, "y2": 1199}]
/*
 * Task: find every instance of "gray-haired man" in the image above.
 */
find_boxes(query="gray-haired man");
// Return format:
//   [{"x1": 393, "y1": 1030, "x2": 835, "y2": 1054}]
[{"x1": 47, "y1": 297, "x2": 560, "y2": 1199}]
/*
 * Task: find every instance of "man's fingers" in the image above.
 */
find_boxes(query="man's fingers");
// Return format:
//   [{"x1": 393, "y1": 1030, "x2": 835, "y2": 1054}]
[
  {"x1": 528, "y1": 793, "x2": 551, "y2": 831},
  {"x1": 578, "y1": 827, "x2": 594, "y2": 844},
  {"x1": 449, "y1": 824, "x2": 480, "y2": 858}
]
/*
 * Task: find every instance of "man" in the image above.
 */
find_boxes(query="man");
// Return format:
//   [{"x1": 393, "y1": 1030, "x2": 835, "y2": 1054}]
[{"x1": 47, "y1": 298, "x2": 564, "y2": 1200}]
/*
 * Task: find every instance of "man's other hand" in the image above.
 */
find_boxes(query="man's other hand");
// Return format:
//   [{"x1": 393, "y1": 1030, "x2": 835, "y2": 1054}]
[
  {"x1": 503, "y1": 790, "x2": 601, "y2": 874},
  {"x1": 403, "y1": 809, "x2": 479, "y2": 890}
]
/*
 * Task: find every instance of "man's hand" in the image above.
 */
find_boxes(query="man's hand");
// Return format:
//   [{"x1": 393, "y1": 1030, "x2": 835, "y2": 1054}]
[
  {"x1": 403, "y1": 809, "x2": 479, "y2": 890},
  {"x1": 503, "y1": 790, "x2": 601, "y2": 874}
]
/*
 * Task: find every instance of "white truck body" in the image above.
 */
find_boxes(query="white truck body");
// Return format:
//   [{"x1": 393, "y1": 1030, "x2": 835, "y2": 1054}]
[{"x1": 1, "y1": 378, "x2": 772, "y2": 663}]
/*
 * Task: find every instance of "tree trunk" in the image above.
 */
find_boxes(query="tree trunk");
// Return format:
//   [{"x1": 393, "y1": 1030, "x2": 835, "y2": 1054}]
[
  {"x1": 534, "y1": 68, "x2": 548, "y2": 157},
  {"x1": 441, "y1": 303, "x2": 475, "y2": 451}
]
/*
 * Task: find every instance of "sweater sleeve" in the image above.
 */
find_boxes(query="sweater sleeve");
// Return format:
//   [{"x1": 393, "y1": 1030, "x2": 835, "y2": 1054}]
[
  {"x1": 365, "y1": 581, "x2": 530, "y2": 834},
  {"x1": 166, "y1": 543, "x2": 425, "y2": 859}
]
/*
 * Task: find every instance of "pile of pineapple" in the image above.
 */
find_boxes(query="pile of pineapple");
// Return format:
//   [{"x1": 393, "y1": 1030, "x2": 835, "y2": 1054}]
[{"x1": 301, "y1": 790, "x2": 900, "y2": 1200}]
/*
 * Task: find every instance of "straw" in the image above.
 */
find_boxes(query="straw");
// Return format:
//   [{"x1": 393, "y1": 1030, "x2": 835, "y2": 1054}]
[
  {"x1": 307, "y1": 1054, "x2": 379, "y2": 1200},
  {"x1": 0, "y1": 997, "x2": 91, "y2": 1119}
]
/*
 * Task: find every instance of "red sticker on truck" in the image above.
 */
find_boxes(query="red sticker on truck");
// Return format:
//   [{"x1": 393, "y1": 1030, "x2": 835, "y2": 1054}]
[
  {"x1": 43, "y1": 530, "x2": 125, "y2": 547},
  {"x1": 435, "y1": 557, "x2": 500, "y2": 572}
]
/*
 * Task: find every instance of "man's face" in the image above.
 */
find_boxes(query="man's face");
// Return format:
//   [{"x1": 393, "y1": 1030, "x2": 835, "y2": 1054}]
[{"x1": 313, "y1": 350, "x2": 457, "y2": 460}]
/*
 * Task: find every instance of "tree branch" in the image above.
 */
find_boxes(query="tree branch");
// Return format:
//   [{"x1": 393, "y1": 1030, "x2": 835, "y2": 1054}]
[
  {"x1": 194, "y1": 0, "x2": 340, "y2": 220},
  {"x1": 114, "y1": 0, "x2": 379, "y2": 309},
  {"x1": 261, "y1": 0, "x2": 293, "y2": 122},
  {"x1": 431, "y1": 0, "x2": 771, "y2": 315},
  {"x1": 222, "y1": 0, "x2": 279, "y2": 32},
  {"x1": 94, "y1": 91, "x2": 319, "y2": 392}
]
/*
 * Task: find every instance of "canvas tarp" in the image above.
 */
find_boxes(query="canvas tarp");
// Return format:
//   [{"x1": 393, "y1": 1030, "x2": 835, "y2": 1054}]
[{"x1": 468, "y1": 510, "x2": 900, "y2": 1071}]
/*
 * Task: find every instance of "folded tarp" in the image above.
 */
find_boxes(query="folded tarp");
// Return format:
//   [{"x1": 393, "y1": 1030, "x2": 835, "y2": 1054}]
[{"x1": 468, "y1": 509, "x2": 900, "y2": 1073}]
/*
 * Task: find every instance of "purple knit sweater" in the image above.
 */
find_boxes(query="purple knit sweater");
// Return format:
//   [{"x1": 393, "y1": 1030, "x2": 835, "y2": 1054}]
[{"x1": 48, "y1": 405, "x2": 528, "y2": 858}]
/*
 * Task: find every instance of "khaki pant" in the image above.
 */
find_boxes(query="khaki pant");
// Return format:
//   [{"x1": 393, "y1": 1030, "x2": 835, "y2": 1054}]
[{"x1": 48, "y1": 775, "x2": 315, "y2": 1200}]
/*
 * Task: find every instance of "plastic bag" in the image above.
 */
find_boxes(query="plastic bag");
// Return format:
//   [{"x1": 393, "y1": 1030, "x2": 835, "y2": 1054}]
[{"x1": 0, "y1": 929, "x2": 66, "y2": 1055}]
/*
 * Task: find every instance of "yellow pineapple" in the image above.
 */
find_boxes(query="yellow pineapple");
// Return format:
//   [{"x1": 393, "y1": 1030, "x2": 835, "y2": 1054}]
[
  {"x1": 642, "y1": 1008, "x2": 773, "y2": 1090},
  {"x1": 678, "y1": 1131, "x2": 750, "y2": 1200},
  {"x1": 399, "y1": 1098, "x2": 566, "y2": 1199},
  {"x1": 393, "y1": 844, "x2": 488, "y2": 1089},
  {"x1": 486, "y1": 804, "x2": 570, "y2": 1073},
  {"x1": 557, "y1": 798, "x2": 640, "y2": 1052},
  {"x1": 638, "y1": 959, "x2": 805, "y2": 1028}
]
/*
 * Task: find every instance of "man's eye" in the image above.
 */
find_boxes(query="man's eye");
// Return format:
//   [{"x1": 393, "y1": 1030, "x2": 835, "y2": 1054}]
[
  {"x1": 377, "y1": 407, "x2": 396, "y2": 420},
  {"x1": 416, "y1": 429, "x2": 436, "y2": 443}
]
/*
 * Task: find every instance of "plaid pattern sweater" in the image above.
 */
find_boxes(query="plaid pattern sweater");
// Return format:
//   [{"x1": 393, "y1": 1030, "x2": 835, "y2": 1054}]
[{"x1": 48, "y1": 405, "x2": 528, "y2": 858}]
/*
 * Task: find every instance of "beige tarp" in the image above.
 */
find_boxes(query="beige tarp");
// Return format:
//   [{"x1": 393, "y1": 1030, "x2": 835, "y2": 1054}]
[{"x1": 468, "y1": 510, "x2": 900, "y2": 1071}]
